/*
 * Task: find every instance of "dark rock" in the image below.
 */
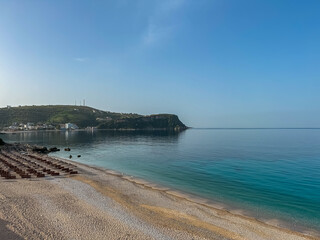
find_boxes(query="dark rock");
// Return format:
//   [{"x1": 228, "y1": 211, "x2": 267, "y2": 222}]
[
  {"x1": 32, "y1": 146, "x2": 49, "y2": 153},
  {"x1": 64, "y1": 148, "x2": 71, "y2": 151},
  {"x1": 77, "y1": 155, "x2": 81, "y2": 158},
  {"x1": 69, "y1": 155, "x2": 72, "y2": 159},
  {"x1": 0, "y1": 138, "x2": 5, "y2": 146},
  {"x1": 49, "y1": 147, "x2": 60, "y2": 152}
]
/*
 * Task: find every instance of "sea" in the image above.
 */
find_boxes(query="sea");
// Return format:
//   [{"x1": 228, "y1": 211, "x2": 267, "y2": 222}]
[{"x1": 2, "y1": 128, "x2": 320, "y2": 232}]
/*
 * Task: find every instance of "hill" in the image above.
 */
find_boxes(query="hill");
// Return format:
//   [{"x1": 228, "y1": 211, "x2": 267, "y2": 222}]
[
  {"x1": 0, "y1": 105, "x2": 187, "y2": 131},
  {"x1": 97, "y1": 114, "x2": 187, "y2": 131}
]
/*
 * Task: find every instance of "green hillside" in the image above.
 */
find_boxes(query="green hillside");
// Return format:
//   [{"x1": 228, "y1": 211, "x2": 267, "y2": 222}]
[
  {"x1": 98, "y1": 114, "x2": 187, "y2": 131},
  {"x1": 0, "y1": 105, "x2": 187, "y2": 131}
]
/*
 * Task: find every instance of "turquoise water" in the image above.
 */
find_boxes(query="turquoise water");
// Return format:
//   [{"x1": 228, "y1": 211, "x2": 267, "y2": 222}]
[{"x1": 2, "y1": 129, "x2": 320, "y2": 231}]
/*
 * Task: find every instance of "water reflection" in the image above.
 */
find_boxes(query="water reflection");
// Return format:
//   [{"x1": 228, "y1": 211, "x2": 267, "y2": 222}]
[{"x1": 2, "y1": 130, "x2": 185, "y2": 147}]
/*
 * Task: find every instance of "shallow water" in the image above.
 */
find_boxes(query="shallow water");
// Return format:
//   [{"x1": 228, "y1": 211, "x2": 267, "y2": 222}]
[{"x1": 2, "y1": 129, "x2": 320, "y2": 231}]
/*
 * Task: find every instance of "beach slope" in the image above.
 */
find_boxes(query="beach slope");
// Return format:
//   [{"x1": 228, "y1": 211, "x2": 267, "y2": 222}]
[{"x1": 0, "y1": 159, "x2": 318, "y2": 240}]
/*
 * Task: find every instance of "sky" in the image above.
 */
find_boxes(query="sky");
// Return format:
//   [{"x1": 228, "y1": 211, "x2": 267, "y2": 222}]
[{"x1": 0, "y1": 0, "x2": 319, "y2": 128}]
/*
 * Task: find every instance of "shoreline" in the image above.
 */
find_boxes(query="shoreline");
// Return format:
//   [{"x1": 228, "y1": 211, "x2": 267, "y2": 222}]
[
  {"x1": 51, "y1": 155, "x2": 320, "y2": 239},
  {"x1": 0, "y1": 143, "x2": 318, "y2": 239},
  {"x1": 0, "y1": 151, "x2": 319, "y2": 239},
  {"x1": 0, "y1": 128, "x2": 188, "y2": 135}
]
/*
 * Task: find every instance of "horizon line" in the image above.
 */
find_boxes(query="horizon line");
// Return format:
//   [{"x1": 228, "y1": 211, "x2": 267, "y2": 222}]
[{"x1": 191, "y1": 127, "x2": 320, "y2": 130}]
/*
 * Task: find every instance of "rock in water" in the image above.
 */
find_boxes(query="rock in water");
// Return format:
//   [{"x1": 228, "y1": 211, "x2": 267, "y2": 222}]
[
  {"x1": 0, "y1": 138, "x2": 5, "y2": 146},
  {"x1": 32, "y1": 146, "x2": 49, "y2": 153},
  {"x1": 49, "y1": 147, "x2": 60, "y2": 152}
]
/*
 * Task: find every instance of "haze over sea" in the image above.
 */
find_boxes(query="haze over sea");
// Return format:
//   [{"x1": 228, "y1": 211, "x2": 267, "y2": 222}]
[{"x1": 2, "y1": 128, "x2": 320, "y2": 232}]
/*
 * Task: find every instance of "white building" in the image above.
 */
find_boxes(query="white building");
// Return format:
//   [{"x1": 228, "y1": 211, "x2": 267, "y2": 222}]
[
  {"x1": 65, "y1": 123, "x2": 79, "y2": 130},
  {"x1": 24, "y1": 123, "x2": 35, "y2": 130}
]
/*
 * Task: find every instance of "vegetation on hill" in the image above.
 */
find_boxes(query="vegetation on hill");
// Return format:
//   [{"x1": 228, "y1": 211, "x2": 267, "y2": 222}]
[
  {"x1": 0, "y1": 105, "x2": 139, "y2": 128},
  {"x1": 0, "y1": 105, "x2": 187, "y2": 131},
  {"x1": 97, "y1": 114, "x2": 187, "y2": 131}
]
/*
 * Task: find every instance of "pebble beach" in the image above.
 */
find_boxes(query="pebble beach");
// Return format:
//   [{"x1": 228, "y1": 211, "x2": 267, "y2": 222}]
[{"x1": 0, "y1": 149, "x2": 318, "y2": 240}]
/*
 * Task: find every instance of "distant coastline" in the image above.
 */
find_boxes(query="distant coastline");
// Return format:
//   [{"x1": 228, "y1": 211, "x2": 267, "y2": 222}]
[
  {"x1": 0, "y1": 105, "x2": 188, "y2": 132},
  {"x1": 1, "y1": 128, "x2": 189, "y2": 135}
]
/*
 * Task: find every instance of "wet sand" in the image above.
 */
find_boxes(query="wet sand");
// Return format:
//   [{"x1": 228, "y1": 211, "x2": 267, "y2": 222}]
[{"x1": 0, "y1": 156, "x2": 319, "y2": 240}]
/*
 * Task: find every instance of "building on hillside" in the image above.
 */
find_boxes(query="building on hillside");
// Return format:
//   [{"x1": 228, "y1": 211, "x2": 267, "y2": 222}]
[
  {"x1": 65, "y1": 123, "x2": 79, "y2": 130},
  {"x1": 24, "y1": 123, "x2": 35, "y2": 130}
]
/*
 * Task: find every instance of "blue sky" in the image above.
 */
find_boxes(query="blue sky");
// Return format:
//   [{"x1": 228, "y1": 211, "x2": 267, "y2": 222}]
[{"x1": 0, "y1": 0, "x2": 319, "y2": 127}]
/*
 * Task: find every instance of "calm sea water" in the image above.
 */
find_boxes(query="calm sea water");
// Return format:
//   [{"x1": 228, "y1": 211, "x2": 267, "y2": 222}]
[{"x1": 2, "y1": 129, "x2": 320, "y2": 231}]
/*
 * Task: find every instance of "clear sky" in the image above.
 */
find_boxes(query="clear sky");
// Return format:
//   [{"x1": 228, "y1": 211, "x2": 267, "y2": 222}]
[{"x1": 0, "y1": 0, "x2": 319, "y2": 128}]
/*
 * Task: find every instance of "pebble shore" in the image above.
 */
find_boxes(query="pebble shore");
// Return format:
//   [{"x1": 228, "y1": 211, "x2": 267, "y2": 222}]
[{"x1": 0, "y1": 146, "x2": 318, "y2": 239}]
